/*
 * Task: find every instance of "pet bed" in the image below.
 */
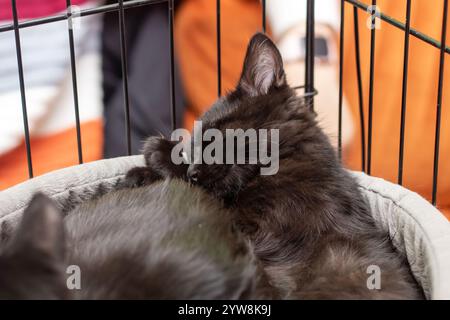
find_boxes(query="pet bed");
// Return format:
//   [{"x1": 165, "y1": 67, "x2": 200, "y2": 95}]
[{"x1": 0, "y1": 155, "x2": 449, "y2": 299}]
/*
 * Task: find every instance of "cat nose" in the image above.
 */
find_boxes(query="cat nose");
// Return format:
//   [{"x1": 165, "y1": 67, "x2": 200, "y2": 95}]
[{"x1": 187, "y1": 166, "x2": 200, "y2": 183}]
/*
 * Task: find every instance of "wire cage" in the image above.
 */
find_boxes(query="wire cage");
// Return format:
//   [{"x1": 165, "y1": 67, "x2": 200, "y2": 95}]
[
  {"x1": 338, "y1": 0, "x2": 448, "y2": 209},
  {"x1": 0, "y1": 0, "x2": 448, "y2": 210}
]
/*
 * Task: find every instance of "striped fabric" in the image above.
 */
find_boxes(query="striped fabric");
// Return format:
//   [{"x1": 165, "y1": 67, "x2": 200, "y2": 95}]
[
  {"x1": 0, "y1": 0, "x2": 103, "y2": 189},
  {"x1": 0, "y1": 18, "x2": 99, "y2": 93},
  {"x1": 0, "y1": 0, "x2": 89, "y2": 20}
]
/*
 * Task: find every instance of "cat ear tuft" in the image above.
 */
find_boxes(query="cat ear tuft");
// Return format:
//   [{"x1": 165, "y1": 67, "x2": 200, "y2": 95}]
[
  {"x1": 238, "y1": 33, "x2": 287, "y2": 96},
  {"x1": 10, "y1": 193, "x2": 65, "y2": 260}
]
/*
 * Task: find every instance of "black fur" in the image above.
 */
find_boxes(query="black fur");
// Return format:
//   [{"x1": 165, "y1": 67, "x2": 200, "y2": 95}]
[
  {"x1": 135, "y1": 33, "x2": 424, "y2": 299},
  {"x1": 0, "y1": 185, "x2": 260, "y2": 299},
  {"x1": 0, "y1": 33, "x2": 423, "y2": 300}
]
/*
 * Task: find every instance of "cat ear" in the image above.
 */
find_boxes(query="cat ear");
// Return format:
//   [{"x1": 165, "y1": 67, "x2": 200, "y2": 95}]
[
  {"x1": 9, "y1": 193, "x2": 65, "y2": 261},
  {"x1": 0, "y1": 194, "x2": 68, "y2": 299},
  {"x1": 238, "y1": 33, "x2": 287, "y2": 96}
]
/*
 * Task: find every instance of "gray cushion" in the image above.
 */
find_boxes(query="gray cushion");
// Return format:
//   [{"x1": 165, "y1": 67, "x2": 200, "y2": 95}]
[{"x1": 1, "y1": 155, "x2": 449, "y2": 299}]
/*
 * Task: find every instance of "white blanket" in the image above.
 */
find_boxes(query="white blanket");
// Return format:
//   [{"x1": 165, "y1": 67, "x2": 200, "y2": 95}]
[{"x1": 0, "y1": 155, "x2": 449, "y2": 299}]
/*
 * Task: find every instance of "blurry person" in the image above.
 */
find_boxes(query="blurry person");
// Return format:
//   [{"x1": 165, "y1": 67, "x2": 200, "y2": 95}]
[
  {"x1": 267, "y1": 0, "x2": 354, "y2": 149},
  {"x1": 102, "y1": 0, "x2": 185, "y2": 158},
  {"x1": 0, "y1": 0, "x2": 185, "y2": 190},
  {"x1": 273, "y1": 0, "x2": 450, "y2": 220},
  {"x1": 0, "y1": 0, "x2": 103, "y2": 190},
  {"x1": 175, "y1": 0, "x2": 265, "y2": 131},
  {"x1": 342, "y1": 1, "x2": 450, "y2": 218},
  {"x1": 175, "y1": 0, "x2": 353, "y2": 146}
]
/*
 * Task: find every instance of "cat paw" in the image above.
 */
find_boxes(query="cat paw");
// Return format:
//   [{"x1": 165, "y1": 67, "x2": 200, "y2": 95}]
[
  {"x1": 122, "y1": 167, "x2": 162, "y2": 188},
  {"x1": 143, "y1": 136, "x2": 188, "y2": 179},
  {"x1": 143, "y1": 136, "x2": 171, "y2": 159}
]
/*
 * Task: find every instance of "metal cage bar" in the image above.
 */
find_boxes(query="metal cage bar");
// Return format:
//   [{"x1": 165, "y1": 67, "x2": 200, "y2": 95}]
[
  {"x1": 216, "y1": 0, "x2": 222, "y2": 97},
  {"x1": 343, "y1": 0, "x2": 448, "y2": 206},
  {"x1": 344, "y1": 0, "x2": 450, "y2": 55},
  {"x1": 366, "y1": 0, "x2": 377, "y2": 175},
  {"x1": 3, "y1": 0, "x2": 448, "y2": 210},
  {"x1": 168, "y1": 0, "x2": 177, "y2": 130},
  {"x1": 66, "y1": 0, "x2": 83, "y2": 164},
  {"x1": 397, "y1": 0, "x2": 412, "y2": 185},
  {"x1": 305, "y1": 0, "x2": 315, "y2": 110},
  {"x1": 262, "y1": 0, "x2": 266, "y2": 33},
  {"x1": 338, "y1": 0, "x2": 345, "y2": 160},
  {"x1": 0, "y1": 0, "x2": 168, "y2": 33},
  {"x1": 118, "y1": 0, "x2": 132, "y2": 156},
  {"x1": 1, "y1": 0, "x2": 447, "y2": 59},
  {"x1": 352, "y1": 7, "x2": 366, "y2": 172},
  {"x1": 11, "y1": 0, "x2": 33, "y2": 178},
  {"x1": 432, "y1": 0, "x2": 449, "y2": 206}
]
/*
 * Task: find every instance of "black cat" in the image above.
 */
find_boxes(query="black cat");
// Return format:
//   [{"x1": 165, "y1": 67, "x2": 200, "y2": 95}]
[
  {"x1": 129, "y1": 33, "x2": 423, "y2": 299},
  {"x1": 0, "y1": 186, "x2": 260, "y2": 299},
  {"x1": 0, "y1": 33, "x2": 423, "y2": 300}
]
